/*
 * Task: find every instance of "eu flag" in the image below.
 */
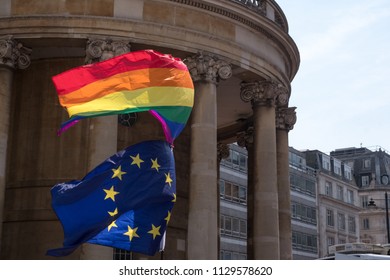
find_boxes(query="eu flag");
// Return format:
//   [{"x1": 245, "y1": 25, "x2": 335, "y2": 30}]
[{"x1": 47, "y1": 140, "x2": 176, "y2": 257}]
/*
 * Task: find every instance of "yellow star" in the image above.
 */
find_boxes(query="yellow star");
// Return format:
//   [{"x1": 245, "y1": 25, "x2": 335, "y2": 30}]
[
  {"x1": 165, "y1": 211, "x2": 171, "y2": 224},
  {"x1": 111, "y1": 165, "x2": 127, "y2": 180},
  {"x1": 103, "y1": 186, "x2": 120, "y2": 202},
  {"x1": 108, "y1": 207, "x2": 118, "y2": 217},
  {"x1": 108, "y1": 220, "x2": 118, "y2": 231},
  {"x1": 165, "y1": 172, "x2": 173, "y2": 187},
  {"x1": 123, "y1": 225, "x2": 139, "y2": 241},
  {"x1": 172, "y1": 193, "x2": 176, "y2": 203},
  {"x1": 151, "y1": 158, "x2": 161, "y2": 172},
  {"x1": 130, "y1": 154, "x2": 144, "y2": 168},
  {"x1": 148, "y1": 224, "x2": 161, "y2": 240}
]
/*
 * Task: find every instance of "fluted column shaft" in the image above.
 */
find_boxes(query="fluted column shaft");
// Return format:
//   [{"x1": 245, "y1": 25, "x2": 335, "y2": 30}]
[
  {"x1": 0, "y1": 38, "x2": 31, "y2": 250},
  {"x1": 185, "y1": 53, "x2": 231, "y2": 259},
  {"x1": 276, "y1": 107, "x2": 296, "y2": 260},
  {"x1": 79, "y1": 38, "x2": 130, "y2": 260},
  {"x1": 240, "y1": 81, "x2": 289, "y2": 259}
]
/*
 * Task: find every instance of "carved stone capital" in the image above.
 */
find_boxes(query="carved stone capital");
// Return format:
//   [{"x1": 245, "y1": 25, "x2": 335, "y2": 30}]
[
  {"x1": 276, "y1": 107, "x2": 297, "y2": 131},
  {"x1": 240, "y1": 80, "x2": 289, "y2": 107},
  {"x1": 0, "y1": 38, "x2": 31, "y2": 69},
  {"x1": 184, "y1": 52, "x2": 232, "y2": 84},
  {"x1": 85, "y1": 38, "x2": 131, "y2": 63},
  {"x1": 237, "y1": 126, "x2": 254, "y2": 149},
  {"x1": 217, "y1": 142, "x2": 230, "y2": 162}
]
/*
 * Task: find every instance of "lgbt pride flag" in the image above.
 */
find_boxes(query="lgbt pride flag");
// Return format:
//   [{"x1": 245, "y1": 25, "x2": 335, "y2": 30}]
[{"x1": 52, "y1": 50, "x2": 194, "y2": 143}]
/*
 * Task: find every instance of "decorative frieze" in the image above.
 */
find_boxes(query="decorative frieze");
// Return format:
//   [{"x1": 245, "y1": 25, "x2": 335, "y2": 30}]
[
  {"x1": 240, "y1": 80, "x2": 289, "y2": 107},
  {"x1": 0, "y1": 38, "x2": 31, "y2": 69},
  {"x1": 85, "y1": 39, "x2": 131, "y2": 63},
  {"x1": 184, "y1": 52, "x2": 232, "y2": 84},
  {"x1": 276, "y1": 107, "x2": 297, "y2": 131}
]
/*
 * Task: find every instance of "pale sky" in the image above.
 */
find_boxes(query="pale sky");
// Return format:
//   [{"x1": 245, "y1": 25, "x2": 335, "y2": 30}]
[{"x1": 276, "y1": 0, "x2": 390, "y2": 154}]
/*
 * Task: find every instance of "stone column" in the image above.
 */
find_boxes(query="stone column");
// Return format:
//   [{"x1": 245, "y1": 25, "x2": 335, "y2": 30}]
[
  {"x1": 276, "y1": 107, "x2": 296, "y2": 260},
  {"x1": 184, "y1": 53, "x2": 231, "y2": 259},
  {"x1": 0, "y1": 38, "x2": 31, "y2": 249},
  {"x1": 240, "y1": 80, "x2": 285, "y2": 259},
  {"x1": 237, "y1": 127, "x2": 254, "y2": 259},
  {"x1": 79, "y1": 38, "x2": 130, "y2": 260}
]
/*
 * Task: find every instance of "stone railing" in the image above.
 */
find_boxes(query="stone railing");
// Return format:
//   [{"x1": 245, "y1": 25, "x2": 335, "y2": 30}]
[{"x1": 228, "y1": 0, "x2": 288, "y2": 31}]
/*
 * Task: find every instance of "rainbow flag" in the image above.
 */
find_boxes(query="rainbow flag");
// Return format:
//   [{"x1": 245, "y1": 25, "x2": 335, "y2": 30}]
[{"x1": 52, "y1": 50, "x2": 194, "y2": 143}]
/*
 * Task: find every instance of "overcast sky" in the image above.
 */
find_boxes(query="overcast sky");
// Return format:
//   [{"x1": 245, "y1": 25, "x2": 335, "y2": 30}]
[{"x1": 276, "y1": 0, "x2": 390, "y2": 154}]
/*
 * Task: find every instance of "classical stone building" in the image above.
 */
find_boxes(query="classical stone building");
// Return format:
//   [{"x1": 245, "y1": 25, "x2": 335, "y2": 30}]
[
  {"x1": 0, "y1": 0, "x2": 299, "y2": 259},
  {"x1": 304, "y1": 150, "x2": 361, "y2": 258},
  {"x1": 331, "y1": 147, "x2": 390, "y2": 245}
]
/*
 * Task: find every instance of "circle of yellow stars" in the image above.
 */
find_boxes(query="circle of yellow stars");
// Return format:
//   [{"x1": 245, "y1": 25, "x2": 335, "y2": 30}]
[{"x1": 101, "y1": 152, "x2": 176, "y2": 242}]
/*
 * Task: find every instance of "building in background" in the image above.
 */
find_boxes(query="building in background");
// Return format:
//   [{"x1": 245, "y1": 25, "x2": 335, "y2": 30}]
[
  {"x1": 219, "y1": 144, "x2": 248, "y2": 260},
  {"x1": 288, "y1": 147, "x2": 318, "y2": 259},
  {"x1": 304, "y1": 150, "x2": 361, "y2": 258},
  {"x1": 331, "y1": 147, "x2": 390, "y2": 245}
]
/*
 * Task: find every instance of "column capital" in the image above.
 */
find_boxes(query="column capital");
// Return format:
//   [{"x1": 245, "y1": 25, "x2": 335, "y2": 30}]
[
  {"x1": 85, "y1": 38, "x2": 131, "y2": 63},
  {"x1": 217, "y1": 142, "x2": 230, "y2": 162},
  {"x1": 184, "y1": 52, "x2": 232, "y2": 84},
  {"x1": 276, "y1": 107, "x2": 297, "y2": 131},
  {"x1": 237, "y1": 126, "x2": 254, "y2": 149},
  {"x1": 0, "y1": 38, "x2": 31, "y2": 69},
  {"x1": 240, "y1": 80, "x2": 289, "y2": 107}
]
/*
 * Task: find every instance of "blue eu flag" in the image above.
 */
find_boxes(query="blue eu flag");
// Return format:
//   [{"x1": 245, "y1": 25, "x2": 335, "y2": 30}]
[{"x1": 47, "y1": 140, "x2": 176, "y2": 257}]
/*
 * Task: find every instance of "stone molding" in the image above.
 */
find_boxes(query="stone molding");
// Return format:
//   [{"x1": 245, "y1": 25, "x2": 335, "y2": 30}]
[
  {"x1": 184, "y1": 52, "x2": 232, "y2": 84},
  {"x1": 85, "y1": 38, "x2": 131, "y2": 64},
  {"x1": 217, "y1": 142, "x2": 230, "y2": 162},
  {"x1": 276, "y1": 107, "x2": 297, "y2": 131},
  {"x1": 240, "y1": 80, "x2": 289, "y2": 107},
  {"x1": 237, "y1": 126, "x2": 254, "y2": 149},
  {"x1": 0, "y1": 37, "x2": 31, "y2": 69}
]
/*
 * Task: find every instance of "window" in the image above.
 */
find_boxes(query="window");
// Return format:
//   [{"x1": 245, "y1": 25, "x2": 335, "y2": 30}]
[
  {"x1": 327, "y1": 209, "x2": 334, "y2": 227},
  {"x1": 347, "y1": 190, "x2": 354, "y2": 205},
  {"x1": 337, "y1": 186, "x2": 344, "y2": 201},
  {"x1": 113, "y1": 249, "x2": 132, "y2": 260},
  {"x1": 333, "y1": 159, "x2": 342, "y2": 175},
  {"x1": 362, "y1": 196, "x2": 369, "y2": 208},
  {"x1": 290, "y1": 173, "x2": 316, "y2": 197},
  {"x1": 348, "y1": 216, "x2": 356, "y2": 233},
  {"x1": 322, "y1": 155, "x2": 331, "y2": 171},
  {"x1": 325, "y1": 181, "x2": 333, "y2": 197},
  {"x1": 363, "y1": 218, "x2": 370, "y2": 230},
  {"x1": 291, "y1": 202, "x2": 317, "y2": 225},
  {"x1": 338, "y1": 213, "x2": 346, "y2": 231},
  {"x1": 223, "y1": 150, "x2": 248, "y2": 173},
  {"x1": 363, "y1": 158, "x2": 371, "y2": 169},
  {"x1": 292, "y1": 231, "x2": 318, "y2": 253},
  {"x1": 220, "y1": 215, "x2": 247, "y2": 238},
  {"x1": 327, "y1": 236, "x2": 335, "y2": 248},
  {"x1": 344, "y1": 164, "x2": 352, "y2": 180},
  {"x1": 220, "y1": 250, "x2": 246, "y2": 260},
  {"x1": 362, "y1": 175, "x2": 370, "y2": 187},
  {"x1": 220, "y1": 180, "x2": 247, "y2": 205},
  {"x1": 219, "y1": 180, "x2": 225, "y2": 197}
]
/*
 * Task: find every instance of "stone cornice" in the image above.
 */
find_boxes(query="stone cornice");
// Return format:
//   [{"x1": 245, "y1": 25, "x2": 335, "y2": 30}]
[
  {"x1": 184, "y1": 52, "x2": 232, "y2": 84},
  {"x1": 0, "y1": 37, "x2": 31, "y2": 69}
]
